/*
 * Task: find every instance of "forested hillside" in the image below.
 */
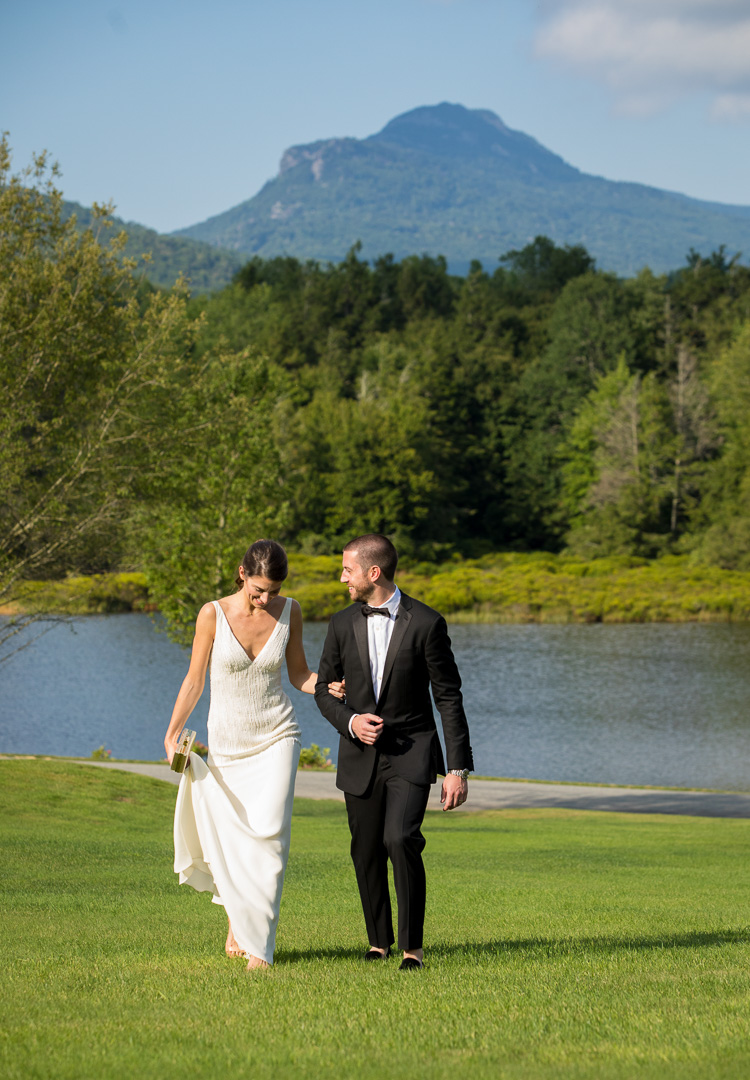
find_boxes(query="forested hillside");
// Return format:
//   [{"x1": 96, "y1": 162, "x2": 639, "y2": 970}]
[
  {"x1": 3, "y1": 140, "x2": 750, "y2": 640},
  {"x1": 187, "y1": 238, "x2": 750, "y2": 569},
  {"x1": 62, "y1": 200, "x2": 242, "y2": 292}
]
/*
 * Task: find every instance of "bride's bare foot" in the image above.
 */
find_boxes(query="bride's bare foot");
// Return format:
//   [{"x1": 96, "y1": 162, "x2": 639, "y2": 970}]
[
  {"x1": 225, "y1": 923, "x2": 244, "y2": 958},
  {"x1": 246, "y1": 955, "x2": 270, "y2": 971}
]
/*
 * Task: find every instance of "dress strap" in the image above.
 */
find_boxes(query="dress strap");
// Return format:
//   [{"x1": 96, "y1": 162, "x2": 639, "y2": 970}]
[
  {"x1": 211, "y1": 599, "x2": 227, "y2": 641},
  {"x1": 280, "y1": 596, "x2": 293, "y2": 625}
]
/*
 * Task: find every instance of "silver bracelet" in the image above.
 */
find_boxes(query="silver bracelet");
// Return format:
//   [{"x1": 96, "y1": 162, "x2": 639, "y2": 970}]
[{"x1": 448, "y1": 768, "x2": 470, "y2": 779}]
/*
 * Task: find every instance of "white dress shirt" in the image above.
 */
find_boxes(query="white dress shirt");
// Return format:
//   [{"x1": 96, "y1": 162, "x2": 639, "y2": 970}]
[{"x1": 349, "y1": 586, "x2": 401, "y2": 738}]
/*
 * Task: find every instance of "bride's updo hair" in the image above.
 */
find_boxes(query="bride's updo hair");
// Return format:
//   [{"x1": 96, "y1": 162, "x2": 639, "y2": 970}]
[{"x1": 235, "y1": 539, "x2": 289, "y2": 589}]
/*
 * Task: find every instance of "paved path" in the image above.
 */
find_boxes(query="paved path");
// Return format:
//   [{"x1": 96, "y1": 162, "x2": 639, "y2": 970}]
[{"x1": 74, "y1": 760, "x2": 750, "y2": 819}]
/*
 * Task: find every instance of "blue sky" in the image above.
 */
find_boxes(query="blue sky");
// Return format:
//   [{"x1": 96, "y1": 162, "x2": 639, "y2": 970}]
[{"x1": 1, "y1": 0, "x2": 749, "y2": 234}]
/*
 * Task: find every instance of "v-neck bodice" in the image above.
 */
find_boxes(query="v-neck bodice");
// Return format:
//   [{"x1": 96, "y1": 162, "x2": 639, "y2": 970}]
[
  {"x1": 215, "y1": 599, "x2": 287, "y2": 665},
  {"x1": 207, "y1": 597, "x2": 300, "y2": 762}
]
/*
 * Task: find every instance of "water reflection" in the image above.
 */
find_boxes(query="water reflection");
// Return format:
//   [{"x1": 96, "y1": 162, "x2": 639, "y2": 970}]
[{"x1": 2, "y1": 616, "x2": 749, "y2": 789}]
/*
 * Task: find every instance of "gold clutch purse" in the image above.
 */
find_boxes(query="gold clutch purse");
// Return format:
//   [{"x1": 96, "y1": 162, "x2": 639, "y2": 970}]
[{"x1": 171, "y1": 728, "x2": 197, "y2": 773}]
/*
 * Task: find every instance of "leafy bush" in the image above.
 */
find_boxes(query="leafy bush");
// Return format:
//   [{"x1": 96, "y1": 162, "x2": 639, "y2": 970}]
[
  {"x1": 7, "y1": 553, "x2": 750, "y2": 624},
  {"x1": 9, "y1": 573, "x2": 150, "y2": 615},
  {"x1": 90, "y1": 746, "x2": 112, "y2": 761},
  {"x1": 298, "y1": 744, "x2": 333, "y2": 770}
]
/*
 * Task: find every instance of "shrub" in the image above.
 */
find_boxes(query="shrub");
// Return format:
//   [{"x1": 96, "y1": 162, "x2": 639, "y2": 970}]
[
  {"x1": 298, "y1": 744, "x2": 333, "y2": 770},
  {"x1": 7, "y1": 552, "x2": 750, "y2": 624}
]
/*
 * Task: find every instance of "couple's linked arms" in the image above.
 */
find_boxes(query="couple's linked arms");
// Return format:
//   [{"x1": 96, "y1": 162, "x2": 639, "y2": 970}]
[
  {"x1": 285, "y1": 600, "x2": 344, "y2": 698},
  {"x1": 312, "y1": 624, "x2": 384, "y2": 745}
]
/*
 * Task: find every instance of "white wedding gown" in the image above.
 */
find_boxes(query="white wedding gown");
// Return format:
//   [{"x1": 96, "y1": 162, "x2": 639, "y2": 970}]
[{"x1": 173, "y1": 597, "x2": 301, "y2": 964}]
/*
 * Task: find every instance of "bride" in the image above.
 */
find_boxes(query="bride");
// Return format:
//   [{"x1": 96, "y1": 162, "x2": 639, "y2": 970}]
[{"x1": 164, "y1": 539, "x2": 344, "y2": 970}]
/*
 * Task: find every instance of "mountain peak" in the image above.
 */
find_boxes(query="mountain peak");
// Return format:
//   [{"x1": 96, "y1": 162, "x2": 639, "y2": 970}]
[
  {"x1": 174, "y1": 101, "x2": 750, "y2": 277},
  {"x1": 372, "y1": 102, "x2": 510, "y2": 148},
  {"x1": 368, "y1": 102, "x2": 578, "y2": 180}
]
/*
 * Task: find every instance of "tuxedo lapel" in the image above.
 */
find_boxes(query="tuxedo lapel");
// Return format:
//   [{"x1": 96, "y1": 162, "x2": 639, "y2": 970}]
[
  {"x1": 352, "y1": 605, "x2": 375, "y2": 700},
  {"x1": 375, "y1": 595, "x2": 412, "y2": 709}
]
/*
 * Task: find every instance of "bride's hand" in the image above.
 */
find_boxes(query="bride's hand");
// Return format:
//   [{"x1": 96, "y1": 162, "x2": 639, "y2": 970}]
[{"x1": 328, "y1": 678, "x2": 346, "y2": 700}]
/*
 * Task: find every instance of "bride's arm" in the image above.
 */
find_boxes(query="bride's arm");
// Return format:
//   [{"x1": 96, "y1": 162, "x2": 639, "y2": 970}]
[
  {"x1": 164, "y1": 603, "x2": 215, "y2": 763},
  {"x1": 285, "y1": 599, "x2": 344, "y2": 698}
]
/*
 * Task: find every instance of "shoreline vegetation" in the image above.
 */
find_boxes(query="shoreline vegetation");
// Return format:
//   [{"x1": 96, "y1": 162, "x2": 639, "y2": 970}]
[{"x1": 3, "y1": 551, "x2": 750, "y2": 623}]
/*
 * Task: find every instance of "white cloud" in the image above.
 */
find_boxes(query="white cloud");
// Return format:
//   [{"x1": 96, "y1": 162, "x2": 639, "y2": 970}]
[
  {"x1": 535, "y1": 1, "x2": 750, "y2": 118},
  {"x1": 712, "y1": 93, "x2": 750, "y2": 121}
]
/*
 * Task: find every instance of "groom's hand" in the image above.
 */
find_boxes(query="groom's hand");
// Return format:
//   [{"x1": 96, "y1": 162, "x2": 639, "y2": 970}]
[
  {"x1": 441, "y1": 774, "x2": 468, "y2": 811},
  {"x1": 352, "y1": 714, "x2": 384, "y2": 745}
]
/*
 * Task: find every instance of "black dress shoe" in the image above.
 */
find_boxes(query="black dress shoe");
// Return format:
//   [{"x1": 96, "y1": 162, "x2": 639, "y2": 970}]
[
  {"x1": 399, "y1": 957, "x2": 424, "y2": 971},
  {"x1": 363, "y1": 947, "x2": 391, "y2": 961}
]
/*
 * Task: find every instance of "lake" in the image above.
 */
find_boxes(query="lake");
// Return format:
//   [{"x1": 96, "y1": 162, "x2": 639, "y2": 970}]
[{"x1": 2, "y1": 615, "x2": 750, "y2": 790}]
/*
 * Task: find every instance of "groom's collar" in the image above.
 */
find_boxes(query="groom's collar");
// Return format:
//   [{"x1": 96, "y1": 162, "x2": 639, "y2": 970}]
[{"x1": 380, "y1": 585, "x2": 401, "y2": 615}]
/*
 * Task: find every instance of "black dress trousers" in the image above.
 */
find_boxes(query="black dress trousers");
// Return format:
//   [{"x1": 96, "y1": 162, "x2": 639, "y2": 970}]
[{"x1": 344, "y1": 752, "x2": 431, "y2": 951}]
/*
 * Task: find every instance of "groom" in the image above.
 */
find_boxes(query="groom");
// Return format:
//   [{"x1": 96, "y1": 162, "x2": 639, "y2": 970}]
[{"x1": 315, "y1": 533, "x2": 473, "y2": 970}]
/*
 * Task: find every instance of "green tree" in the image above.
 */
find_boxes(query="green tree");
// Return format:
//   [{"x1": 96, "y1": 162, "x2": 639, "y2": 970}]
[
  {"x1": 694, "y1": 321, "x2": 750, "y2": 569},
  {"x1": 396, "y1": 254, "x2": 456, "y2": 321},
  {"x1": 666, "y1": 248, "x2": 750, "y2": 360},
  {"x1": 0, "y1": 138, "x2": 197, "y2": 653},
  {"x1": 132, "y1": 350, "x2": 288, "y2": 645},
  {"x1": 502, "y1": 272, "x2": 639, "y2": 546},
  {"x1": 666, "y1": 345, "x2": 717, "y2": 536},
  {"x1": 562, "y1": 359, "x2": 675, "y2": 556},
  {"x1": 280, "y1": 338, "x2": 437, "y2": 553},
  {"x1": 497, "y1": 235, "x2": 595, "y2": 302}
]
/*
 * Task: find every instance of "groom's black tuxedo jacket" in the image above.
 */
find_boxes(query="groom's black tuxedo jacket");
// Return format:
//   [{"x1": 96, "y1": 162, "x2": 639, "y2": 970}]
[{"x1": 314, "y1": 592, "x2": 474, "y2": 795}]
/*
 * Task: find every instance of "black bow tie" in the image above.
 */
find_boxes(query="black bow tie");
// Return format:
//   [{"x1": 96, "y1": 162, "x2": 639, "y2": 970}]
[{"x1": 361, "y1": 605, "x2": 391, "y2": 618}]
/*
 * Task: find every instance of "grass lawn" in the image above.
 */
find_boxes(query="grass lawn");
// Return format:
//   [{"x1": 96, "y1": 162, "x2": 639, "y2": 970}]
[{"x1": 2, "y1": 761, "x2": 750, "y2": 1080}]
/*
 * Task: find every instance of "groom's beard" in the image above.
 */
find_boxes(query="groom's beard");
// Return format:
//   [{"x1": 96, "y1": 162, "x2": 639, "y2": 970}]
[{"x1": 350, "y1": 583, "x2": 376, "y2": 603}]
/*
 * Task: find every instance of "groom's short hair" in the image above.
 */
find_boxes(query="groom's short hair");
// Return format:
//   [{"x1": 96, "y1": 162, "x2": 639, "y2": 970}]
[{"x1": 344, "y1": 534, "x2": 398, "y2": 581}]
